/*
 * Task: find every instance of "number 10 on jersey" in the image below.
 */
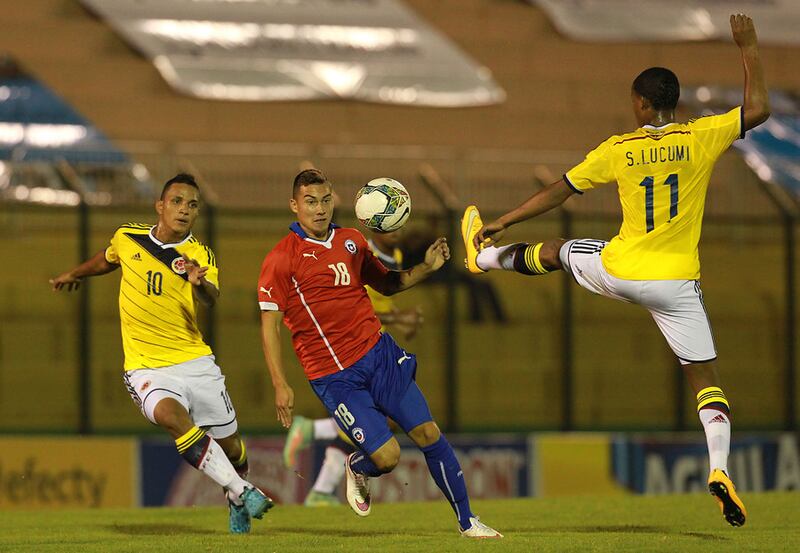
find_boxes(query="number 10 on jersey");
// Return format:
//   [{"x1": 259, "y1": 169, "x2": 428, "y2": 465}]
[{"x1": 640, "y1": 173, "x2": 679, "y2": 233}]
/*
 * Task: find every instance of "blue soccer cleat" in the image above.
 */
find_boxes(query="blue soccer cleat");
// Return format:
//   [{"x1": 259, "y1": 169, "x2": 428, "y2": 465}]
[
  {"x1": 228, "y1": 500, "x2": 251, "y2": 534},
  {"x1": 240, "y1": 486, "x2": 274, "y2": 520}
]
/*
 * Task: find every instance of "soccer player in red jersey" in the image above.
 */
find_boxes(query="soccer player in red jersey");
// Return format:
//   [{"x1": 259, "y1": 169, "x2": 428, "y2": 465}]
[{"x1": 258, "y1": 169, "x2": 501, "y2": 538}]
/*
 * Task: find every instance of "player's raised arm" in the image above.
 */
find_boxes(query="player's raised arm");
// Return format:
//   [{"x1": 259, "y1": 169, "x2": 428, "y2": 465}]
[
  {"x1": 367, "y1": 237, "x2": 450, "y2": 296},
  {"x1": 475, "y1": 179, "x2": 574, "y2": 248},
  {"x1": 731, "y1": 14, "x2": 770, "y2": 131},
  {"x1": 50, "y1": 249, "x2": 119, "y2": 291},
  {"x1": 260, "y1": 310, "x2": 294, "y2": 428}
]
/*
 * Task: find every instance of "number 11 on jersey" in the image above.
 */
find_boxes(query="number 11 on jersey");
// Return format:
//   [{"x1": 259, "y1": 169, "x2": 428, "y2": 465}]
[{"x1": 640, "y1": 173, "x2": 679, "y2": 232}]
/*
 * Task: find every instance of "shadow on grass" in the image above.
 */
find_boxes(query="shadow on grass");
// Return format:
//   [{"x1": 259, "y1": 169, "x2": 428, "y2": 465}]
[
  {"x1": 270, "y1": 527, "x2": 431, "y2": 538},
  {"x1": 106, "y1": 524, "x2": 424, "y2": 539},
  {"x1": 528, "y1": 525, "x2": 729, "y2": 541},
  {"x1": 107, "y1": 523, "x2": 221, "y2": 536}
]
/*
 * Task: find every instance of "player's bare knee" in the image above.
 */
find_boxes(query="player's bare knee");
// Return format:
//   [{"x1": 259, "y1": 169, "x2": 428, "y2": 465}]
[
  {"x1": 408, "y1": 421, "x2": 441, "y2": 448},
  {"x1": 541, "y1": 239, "x2": 567, "y2": 271},
  {"x1": 217, "y1": 432, "x2": 242, "y2": 460},
  {"x1": 372, "y1": 439, "x2": 401, "y2": 472},
  {"x1": 152, "y1": 398, "x2": 193, "y2": 438},
  {"x1": 683, "y1": 361, "x2": 721, "y2": 395},
  {"x1": 375, "y1": 454, "x2": 399, "y2": 473}
]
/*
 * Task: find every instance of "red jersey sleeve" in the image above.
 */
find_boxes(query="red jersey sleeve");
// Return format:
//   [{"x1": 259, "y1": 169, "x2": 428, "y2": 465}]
[
  {"x1": 258, "y1": 248, "x2": 292, "y2": 312},
  {"x1": 356, "y1": 232, "x2": 390, "y2": 288}
]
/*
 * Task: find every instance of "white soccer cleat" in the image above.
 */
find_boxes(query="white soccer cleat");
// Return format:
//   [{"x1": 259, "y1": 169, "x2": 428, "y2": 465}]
[
  {"x1": 344, "y1": 452, "x2": 372, "y2": 517},
  {"x1": 460, "y1": 516, "x2": 503, "y2": 538}
]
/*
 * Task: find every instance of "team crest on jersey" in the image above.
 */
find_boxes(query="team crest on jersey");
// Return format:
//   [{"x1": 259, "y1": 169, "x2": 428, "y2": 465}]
[
  {"x1": 171, "y1": 257, "x2": 186, "y2": 274},
  {"x1": 345, "y1": 239, "x2": 358, "y2": 254},
  {"x1": 352, "y1": 427, "x2": 366, "y2": 444}
]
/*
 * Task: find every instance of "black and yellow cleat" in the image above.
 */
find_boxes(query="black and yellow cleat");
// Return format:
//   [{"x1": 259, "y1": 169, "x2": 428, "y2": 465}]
[
  {"x1": 708, "y1": 469, "x2": 747, "y2": 527},
  {"x1": 461, "y1": 205, "x2": 486, "y2": 274}
]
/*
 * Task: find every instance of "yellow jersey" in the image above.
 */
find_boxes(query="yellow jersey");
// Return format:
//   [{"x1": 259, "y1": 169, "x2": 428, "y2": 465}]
[
  {"x1": 365, "y1": 239, "x2": 403, "y2": 320},
  {"x1": 104, "y1": 223, "x2": 219, "y2": 371},
  {"x1": 564, "y1": 106, "x2": 743, "y2": 280}
]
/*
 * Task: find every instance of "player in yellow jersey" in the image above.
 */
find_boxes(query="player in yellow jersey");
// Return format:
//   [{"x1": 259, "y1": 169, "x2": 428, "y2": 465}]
[
  {"x1": 461, "y1": 14, "x2": 769, "y2": 528},
  {"x1": 283, "y1": 228, "x2": 424, "y2": 506},
  {"x1": 50, "y1": 173, "x2": 272, "y2": 533}
]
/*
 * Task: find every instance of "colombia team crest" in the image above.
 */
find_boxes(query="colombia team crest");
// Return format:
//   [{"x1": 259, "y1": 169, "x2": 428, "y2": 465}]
[
  {"x1": 345, "y1": 239, "x2": 358, "y2": 254},
  {"x1": 171, "y1": 257, "x2": 186, "y2": 274}
]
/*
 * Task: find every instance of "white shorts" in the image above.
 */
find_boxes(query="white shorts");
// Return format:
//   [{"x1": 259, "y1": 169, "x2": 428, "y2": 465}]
[
  {"x1": 560, "y1": 239, "x2": 717, "y2": 365},
  {"x1": 123, "y1": 355, "x2": 238, "y2": 438}
]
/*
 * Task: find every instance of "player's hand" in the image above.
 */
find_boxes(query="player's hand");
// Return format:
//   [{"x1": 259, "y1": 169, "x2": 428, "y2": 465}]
[
  {"x1": 424, "y1": 237, "x2": 450, "y2": 271},
  {"x1": 183, "y1": 256, "x2": 209, "y2": 286},
  {"x1": 50, "y1": 271, "x2": 82, "y2": 292},
  {"x1": 275, "y1": 382, "x2": 295, "y2": 429},
  {"x1": 731, "y1": 14, "x2": 758, "y2": 49},
  {"x1": 475, "y1": 219, "x2": 507, "y2": 248}
]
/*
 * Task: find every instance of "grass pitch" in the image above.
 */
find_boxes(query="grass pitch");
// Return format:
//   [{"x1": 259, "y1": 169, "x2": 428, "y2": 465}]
[{"x1": 2, "y1": 493, "x2": 798, "y2": 552}]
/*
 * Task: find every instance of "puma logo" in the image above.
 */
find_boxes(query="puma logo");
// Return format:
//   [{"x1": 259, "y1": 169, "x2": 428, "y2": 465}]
[
  {"x1": 397, "y1": 353, "x2": 411, "y2": 365},
  {"x1": 259, "y1": 286, "x2": 273, "y2": 298},
  {"x1": 303, "y1": 251, "x2": 318, "y2": 260}
]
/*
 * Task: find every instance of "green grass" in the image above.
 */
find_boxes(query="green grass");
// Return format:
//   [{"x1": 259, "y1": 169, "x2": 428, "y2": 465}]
[{"x1": 2, "y1": 493, "x2": 798, "y2": 552}]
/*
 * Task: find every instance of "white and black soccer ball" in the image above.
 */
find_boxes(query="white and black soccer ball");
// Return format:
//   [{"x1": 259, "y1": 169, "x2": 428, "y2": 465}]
[{"x1": 354, "y1": 177, "x2": 411, "y2": 233}]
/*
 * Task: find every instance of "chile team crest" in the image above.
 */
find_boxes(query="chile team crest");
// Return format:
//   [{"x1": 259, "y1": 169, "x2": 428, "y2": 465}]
[
  {"x1": 171, "y1": 257, "x2": 186, "y2": 274},
  {"x1": 352, "y1": 427, "x2": 365, "y2": 444},
  {"x1": 345, "y1": 239, "x2": 357, "y2": 254}
]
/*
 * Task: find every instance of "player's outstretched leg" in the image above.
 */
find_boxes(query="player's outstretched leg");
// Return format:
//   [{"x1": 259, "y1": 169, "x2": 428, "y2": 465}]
[
  {"x1": 153, "y1": 397, "x2": 275, "y2": 532},
  {"x1": 461, "y1": 205, "x2": 487, "y2": 274},
  {"x1": 175, "y1": 426, "x2": 274, "y2": 517},
  {"x1": 461, "y1": 206, "x2": 562, "y2": 277},
  {"x1": 409, "y1": 422, "x2": 502, "y2": 538}
]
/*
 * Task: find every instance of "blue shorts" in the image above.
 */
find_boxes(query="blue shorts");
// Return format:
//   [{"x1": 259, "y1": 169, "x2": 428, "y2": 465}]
[{"x1": 309, "y1": 333, "x2": 433, "y2": 455}]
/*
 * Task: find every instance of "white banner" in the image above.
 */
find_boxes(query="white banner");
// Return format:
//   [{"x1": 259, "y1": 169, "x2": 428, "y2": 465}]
[
  {"x1": 533, "y1": 0, "x2": 800, "y2": 45},
  {"x1": 80, "y1": 0, "x2": 505, "y2": 106}
]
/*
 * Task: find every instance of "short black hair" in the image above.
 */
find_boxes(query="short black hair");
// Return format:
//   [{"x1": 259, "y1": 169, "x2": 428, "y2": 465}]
[
  {"x1": 632, "y1": 67, "x2": 680, "y2": 111},
  {"x1": 161, "y1": 172, "x2": 199, "y2": 200},
  {"x1": 293, "y1": 168, "x2": 329, "y2": 197}
]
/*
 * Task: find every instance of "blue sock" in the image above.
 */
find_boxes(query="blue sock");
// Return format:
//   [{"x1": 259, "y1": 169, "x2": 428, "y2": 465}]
[
  {"x1": 421, "y1": 436, "x2": 474, "y2": 531},
  {"x1": 350, "y1": 452, "x2": 383, "y2": 477}
]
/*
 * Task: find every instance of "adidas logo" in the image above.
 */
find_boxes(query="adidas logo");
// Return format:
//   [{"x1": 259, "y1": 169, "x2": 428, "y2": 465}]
[
  {"x1": 131, "y1": 253, "x2": 142, "y2": 261},
  {"x1": 709, "y1": 414, "x2": 728, "y2": 424}
]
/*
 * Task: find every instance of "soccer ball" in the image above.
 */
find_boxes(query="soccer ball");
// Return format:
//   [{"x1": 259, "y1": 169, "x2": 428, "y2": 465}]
[{"x1": 355, "y1": 178, "x2": 411, "y2": 233}]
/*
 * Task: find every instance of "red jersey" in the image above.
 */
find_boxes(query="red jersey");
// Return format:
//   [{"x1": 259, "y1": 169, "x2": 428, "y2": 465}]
[{"x1": 258, "y1": 223, "x2": 390, "y2": 380}]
